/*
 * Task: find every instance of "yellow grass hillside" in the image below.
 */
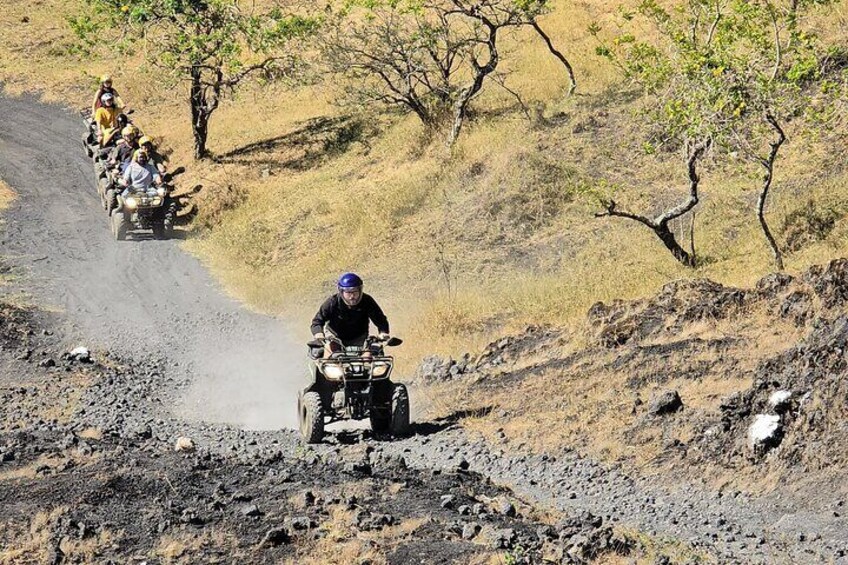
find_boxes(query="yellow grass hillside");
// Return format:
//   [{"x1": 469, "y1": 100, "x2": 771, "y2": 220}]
[{"x1": 2, "y1": 0, "x2": 848, "y2": 371}]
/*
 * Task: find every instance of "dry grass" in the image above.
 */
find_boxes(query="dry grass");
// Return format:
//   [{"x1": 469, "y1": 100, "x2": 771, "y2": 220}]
[
  {"x1": 284, "y1": 506, "x2": 429, "y2": 565},
  {"x1": 0, "y1": 371, "x2": 93, "y2": 432},
  {"x1": 423, "y1": 302, "x2": 805, "y2": 475},
  {"x1": 0, "y1": 508, "x2": 115, "y2": 565},
  {"x1": 2, "y1": 1, "x2": 847, "y2": 362},
  {"x1": 153, "y1": 529, "x2": 242, "y2": 564},
  {"x1": 0, "y1": 508, "x2": 66, "y2": 564},
  {"x1": 612, "y1": 527, "x2": 713, "y2": 565}
]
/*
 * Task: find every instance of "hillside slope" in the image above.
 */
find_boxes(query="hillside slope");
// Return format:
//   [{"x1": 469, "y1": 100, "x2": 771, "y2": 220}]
[
  {"x1": 2, "y1": 1, "x2": 847, "y2": 366},
  {"x1": 417, "y1": 258, "x2": 848, "y2": 496}
]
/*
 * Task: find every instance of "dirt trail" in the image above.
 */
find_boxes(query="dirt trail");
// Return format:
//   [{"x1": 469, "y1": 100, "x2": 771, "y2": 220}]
[
  {"x1": 2, "y1": 94, "x2": 848, "y2": 563},
  {"x1": 0, "y1": 94, "x2": 301, "y2": 430}
]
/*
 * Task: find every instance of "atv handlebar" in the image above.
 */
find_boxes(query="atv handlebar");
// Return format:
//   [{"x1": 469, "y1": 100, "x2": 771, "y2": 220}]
[{"x1": 306, "y1": 335, "x2": 403, "y2": 349}]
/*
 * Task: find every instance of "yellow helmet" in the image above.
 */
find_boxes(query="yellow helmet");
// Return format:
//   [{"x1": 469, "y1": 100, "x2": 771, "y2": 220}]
[
  {"x1": 121, "y1": 125, "x2": 137, "y2": 137},
  {"x1": 134, "y1": 149, "x2": 149, "y2": 162},
  {"x1": 101, "y1": 74, "x2": 112, "y2": 84},
  {"x1": 139, "y1": 136, "x2": 152, "y2": 147}
]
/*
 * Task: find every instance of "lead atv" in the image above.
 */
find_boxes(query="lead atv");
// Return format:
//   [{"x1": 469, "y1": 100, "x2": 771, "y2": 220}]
[
  {"x1": 298, "y1": 336, "x2": 409, "y2": 443},
  {"x1": 110, "y1": 186, "x2": 173, "y2": 240}
]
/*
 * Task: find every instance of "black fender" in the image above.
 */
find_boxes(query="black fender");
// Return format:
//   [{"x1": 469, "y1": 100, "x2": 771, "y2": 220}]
[{"x1": 300, "y1": 360, "x2": 321, "y2": 398}]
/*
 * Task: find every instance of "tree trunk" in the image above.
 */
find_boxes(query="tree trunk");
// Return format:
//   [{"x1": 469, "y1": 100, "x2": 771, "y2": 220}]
[
  {"x1": 656, "y1": 221, "x2": 695, "y2": 267},
  {"x1": 759, "y1": 114, "x2": 786, "y2": 271},
  {"x1": 446, "y1": 17, "x2": 499, "y2": 148},
  {"x1": 595, "y1": 141, "x2": 708, "y2": 269},
  {"x1": 190, "y1": 66, "x2": 210, "y2": 160}
]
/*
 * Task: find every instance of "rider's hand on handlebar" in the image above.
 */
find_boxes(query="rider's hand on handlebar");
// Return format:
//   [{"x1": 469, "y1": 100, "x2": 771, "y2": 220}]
[
  {"x1": 313, "y1": 332, "x2": 325, "y2": 341},
  {"x1": 378, "y1": 332, "x2": 390, "y2": 341}
]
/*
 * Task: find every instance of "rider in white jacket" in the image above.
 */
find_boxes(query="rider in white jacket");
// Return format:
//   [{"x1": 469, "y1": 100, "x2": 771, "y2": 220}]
[{"x1": 120, "y1": 149, "x2": 162, "y2": 195}]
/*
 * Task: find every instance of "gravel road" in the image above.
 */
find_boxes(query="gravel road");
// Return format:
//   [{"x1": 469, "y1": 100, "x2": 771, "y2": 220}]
[
  {"x1": 0, "y1": 93, "x2": 303, "y2": 431},
  {"x1": 2, "y1": 93, "x2": 847, "y2": 564}
]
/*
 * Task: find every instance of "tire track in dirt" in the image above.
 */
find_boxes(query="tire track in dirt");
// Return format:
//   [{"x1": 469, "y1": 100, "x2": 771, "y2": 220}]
[{"x1": 0, "y1": 93, "x2": 301, "y2": 430}]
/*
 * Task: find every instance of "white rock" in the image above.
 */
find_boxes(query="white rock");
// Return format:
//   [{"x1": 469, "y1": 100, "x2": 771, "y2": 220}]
[
  {"x1": 69, "y1": 346, "x2": 91, "y2": 360},
  {"x1": 174, "y1": 437, "x2": 195, "y2": 452},
  {"x1": 748, "y1": 414, "x2": 782, "y2": 453},
  {"x1": 769, "y1": 390, "x2": 792, "y2": 412}
]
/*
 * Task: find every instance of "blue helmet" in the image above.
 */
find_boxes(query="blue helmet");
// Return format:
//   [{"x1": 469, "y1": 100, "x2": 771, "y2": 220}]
[
  {"x1": 338, "y1": 272, "x2": 363, "y2": 306},
  {"x1": 338, "y1": 272, "x2": 363, "y2": 290}
]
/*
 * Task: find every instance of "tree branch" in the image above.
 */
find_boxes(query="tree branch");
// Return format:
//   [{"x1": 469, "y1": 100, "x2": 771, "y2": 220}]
[
  {"x1": 531, "y1": 21, "x2": 577, "y2": 95},
  {"x1": 654, "y1": 140, "x2": 710, "y2": 225}
]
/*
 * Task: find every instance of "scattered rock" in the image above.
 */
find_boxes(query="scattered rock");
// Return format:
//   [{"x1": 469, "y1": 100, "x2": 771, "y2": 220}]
[
  {"x1": 768, "y1": 390, "x2": 792, "y2": 413},
  {"x1": 748, "y1": 414, "x2": 783, "y2": 454},
  {"x1": 174, "y1": 437, "x2": 195, "y2": 452},
  {"x1": 69, "y1": 346, "x2": 92, "y2": 363},
  {"x1": 240, "y1": 504, "x2": 261, "y2": 517},
  {"x1": 496, "y1": 498, "x2": 516, "y2": 517},
  {"x1": 480, "y1": 527, "x2": 516, "y2": 550},
  {"x1": 259, "y1": 527, "x2": 290, "y2": 547},
  {"x1": 287, "y1": 516, "x2": 314, "y2": 531},
  {"x1": 461, "y1": 522, "x2": 480, "y2": 540},
  {"x1": 648, "y1": 390, "x2": 683, "y2": 415},
  {"x1": 440, "y1": 494, "x2": 456, "y2": 509}
]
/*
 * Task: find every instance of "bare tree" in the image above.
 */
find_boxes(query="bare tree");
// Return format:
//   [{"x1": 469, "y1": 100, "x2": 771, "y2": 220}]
[
  {"x1": 596, "y1": 141, "x2": 710, "y2": 267},
  {"x1": 324, "y1": 0, "x2": 575, "y2": 146},
  {"x1": 77, "y1": 0, "x2": 316, "y2": 159}
]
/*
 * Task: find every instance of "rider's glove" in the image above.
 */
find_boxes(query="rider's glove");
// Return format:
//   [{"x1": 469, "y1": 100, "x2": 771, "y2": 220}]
[
  {"x1": 378, "y1": 332, "x2": 390, "y2": 341},
  {"x1": 313, "y1": 332, "x2": 325, "y2": 340}
]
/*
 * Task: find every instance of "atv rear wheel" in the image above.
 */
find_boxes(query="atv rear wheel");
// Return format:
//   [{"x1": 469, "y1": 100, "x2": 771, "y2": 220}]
[
  {"x1": 111, "y1": 210, "x2": 128, "y2": 241},
  {"x1": 299, "y1": 392, "x2": 324, "y2": 444},
  {"x1": 82, "y1": 133, "x2": 93, "y2": 157},
  {"x1": 163, "y1": 199, "x2": 177, "y2": 234},
  {"x1": 389, "y1": 383, "x2": 410, "y2": 437},
  {"x1": 105, "y1": 189, "x2": 117, "y2": 214},
  {"x1": 98, "y1": 178, "x2": 110, "y2": 209}
]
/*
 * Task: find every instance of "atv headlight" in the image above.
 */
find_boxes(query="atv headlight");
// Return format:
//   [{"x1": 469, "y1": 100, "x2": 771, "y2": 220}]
[
  {"x1": 125, "y1": 196, "x2": 137, "y2": 209},
  {"x1": 323, "y1": 363, "x2": 345, "y2": 381},
  {"x1": 372, "y1": 362, "x2": 390, "y2": 377},
  {"x1": 150, "y1": 196, "x2": 162, "y2": 206}
]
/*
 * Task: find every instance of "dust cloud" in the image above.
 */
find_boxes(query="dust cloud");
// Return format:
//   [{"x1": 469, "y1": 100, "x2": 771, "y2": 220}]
[{"x1": 176, "y1": 316, "x2": 307, "y2": 430}]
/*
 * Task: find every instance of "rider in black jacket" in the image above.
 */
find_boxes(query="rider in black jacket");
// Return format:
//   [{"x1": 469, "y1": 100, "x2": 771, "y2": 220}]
[{"x1": 311, "y1": 273, "x2": 389, "y2": 347}]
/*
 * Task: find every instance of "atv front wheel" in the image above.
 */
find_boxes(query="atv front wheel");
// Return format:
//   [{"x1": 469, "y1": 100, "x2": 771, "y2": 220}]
[
  {"x1": 299, "y1": 392, "x2": 324, "y2": 444},
  {"x1": 152, "y1": 221, "x2": 166, "y2": 240},
  {"x1": 370, "y1": 410, "x2": 390, "y2": 434},
  {"x1": 111, "y1": 210, "x2": 128, "y2": 241},
  {"x1": 390, "y1": 384, "x2": 410, "y2": 437}
]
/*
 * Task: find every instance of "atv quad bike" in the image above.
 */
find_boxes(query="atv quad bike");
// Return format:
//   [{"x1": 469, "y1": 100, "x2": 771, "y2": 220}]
[
  {"x1": 298, "y1": 335, "x2": 409, "y2": 443},
  {"x1": 110, "y1": 186, "x2": 173, "y2": 241}
]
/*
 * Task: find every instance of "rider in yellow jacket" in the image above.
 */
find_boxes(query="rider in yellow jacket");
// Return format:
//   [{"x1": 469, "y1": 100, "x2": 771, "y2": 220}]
[{"x1": 94, "y1": 92, "x2": 121, "y2": 147}]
